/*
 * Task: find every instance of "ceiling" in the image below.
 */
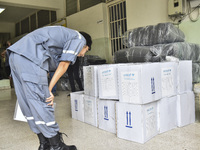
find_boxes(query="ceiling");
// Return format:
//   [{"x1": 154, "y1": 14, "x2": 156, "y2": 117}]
[{"x1": 0, "y1": 4, "x2": 38, "y2": 23}]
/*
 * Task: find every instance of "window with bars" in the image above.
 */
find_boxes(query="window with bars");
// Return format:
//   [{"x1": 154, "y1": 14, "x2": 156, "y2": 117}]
[
  {"x1": 66, "y1": 0, "x2": 105, "y2": 16},
  {"x1": 108, "y1": 0, "x2": 127, "y2": 55},
  {"x1": 15, "y1": 10, "x2": 57, "y2": 37}
]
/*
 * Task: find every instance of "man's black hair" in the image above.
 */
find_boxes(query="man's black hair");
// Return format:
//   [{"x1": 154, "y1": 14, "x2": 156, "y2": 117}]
[{"x1": 79, "y1": 31, "x2": 92, "y2": 50}]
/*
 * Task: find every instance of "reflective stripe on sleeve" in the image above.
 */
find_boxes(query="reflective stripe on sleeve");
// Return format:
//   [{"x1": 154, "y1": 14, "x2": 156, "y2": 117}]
[
  {"x1": 75, "y1": 31, "x2": 82, "y2": 39},
  {"x1": 63, "y1": 50, "x2": 78, "y2": 55}
]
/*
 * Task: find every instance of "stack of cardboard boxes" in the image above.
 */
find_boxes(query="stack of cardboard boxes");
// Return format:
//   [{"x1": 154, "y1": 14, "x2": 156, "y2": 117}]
[{"x1": 71, "y1": 60, "x2": 195, "y2": 144}]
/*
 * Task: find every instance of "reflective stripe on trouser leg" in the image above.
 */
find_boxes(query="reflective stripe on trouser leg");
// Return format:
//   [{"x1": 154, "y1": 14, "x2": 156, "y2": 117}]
[{"x1": 9, "y1": 52, "x2": 59, "y2": 138}]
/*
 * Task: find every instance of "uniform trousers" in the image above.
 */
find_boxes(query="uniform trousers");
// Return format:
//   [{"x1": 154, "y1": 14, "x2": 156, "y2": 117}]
[
  {"x1": 67, "y1": 58, "x2": 83, "y2": 92},
  {"x1": 9, "y1": 52, "x2": 59, "y2": 138}
]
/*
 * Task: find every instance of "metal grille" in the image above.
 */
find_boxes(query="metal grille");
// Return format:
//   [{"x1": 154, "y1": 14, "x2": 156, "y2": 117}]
[
  {"x1": 66, "y1": 0, "x2": 105, "y2": 16},
  {"x1": 15, "y1": 10, "x2": 56, "y2": 36},
  {"x1": 108, "y1": 0, "x2": 127, "y2": 55}
]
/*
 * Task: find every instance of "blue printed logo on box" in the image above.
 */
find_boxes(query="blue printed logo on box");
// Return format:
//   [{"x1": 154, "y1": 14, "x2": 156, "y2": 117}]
[
  {"x1": 125, "y1": 111, "x2": 133, "y2": 128},
  {"x1": 104, "y1": 106, "x2": 109, "y2": 120},
  {"x1": 75, "y1": 100, "x2": 78, "y2": 111},
  {"x1": 151, "y1": 77, "x2": 156, "y2": 94}
]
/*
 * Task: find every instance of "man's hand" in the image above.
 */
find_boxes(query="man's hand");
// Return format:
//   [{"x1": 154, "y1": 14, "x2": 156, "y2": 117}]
[
  {"x1": 1, "y1": 50, "x2": 6, "y2": 58},
  {"x1": 46, "y1": 91, "x2": 54, "y2": 107},
  {"x1": 47, "y1": 61, "x2": 70, "y2": 107}
]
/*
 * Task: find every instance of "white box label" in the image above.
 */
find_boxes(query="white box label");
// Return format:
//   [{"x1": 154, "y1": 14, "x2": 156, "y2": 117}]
[
  {"x1": 145, "y1": 105, "x2": 157, "y2": 139},
  {"x1": 121, "y1": 71, "x2": 140, "y2": 103},
  {"x1": 100, "y1": 68, "x2": 116, "y2": 97},
  {"x1": 161, "y1": 67, "x2": 174, "y2": 97}
]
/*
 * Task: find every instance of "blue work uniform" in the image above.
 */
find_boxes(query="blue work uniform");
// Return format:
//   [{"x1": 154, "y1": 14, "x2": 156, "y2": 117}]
[{"x1": 8, "y1": 26, "x2": 86, "y2": 138}]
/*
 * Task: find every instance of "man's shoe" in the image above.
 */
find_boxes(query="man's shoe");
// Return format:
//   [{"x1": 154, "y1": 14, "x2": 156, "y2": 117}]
[
  {"x1": 49, "y1": 132, "x2": 77, "y2": 150},
  {"x1": 37, "y1": 133, "x2": 50, "y2": 150}
]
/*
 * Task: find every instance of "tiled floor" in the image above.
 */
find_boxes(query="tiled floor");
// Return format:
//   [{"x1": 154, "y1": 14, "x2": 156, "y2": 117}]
[{"x1": 0, "y1": 88, "x2": 200, "y2": 150}]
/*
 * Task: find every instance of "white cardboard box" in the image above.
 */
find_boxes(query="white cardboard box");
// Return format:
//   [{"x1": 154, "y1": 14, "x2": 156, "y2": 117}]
[
  {"x1": 118, "y1": 63, "x2": 161, "y2": 104},
  {"x1": 116, "y1": 101, "x2": 158, "y2": 144},
  {"x1": 13, "y1": 100, "x2": 27, "y2": 122},
  {"x1": 177, "y1": 61, "x2": 192, "y2": 94},
  {"x1": 98, "y1": 64, "x2": 119, "y2": 99},
  {"x1": 83, "y1": 66, "x2": 98, "y2": 97},
  {"x1": 84, "y1": 95, "x2": 98, "y2": 127},
  {"x1": 14, "y1": 100, "x2": 56, "y2": 122},
  {"x1": 160, "y1": 62, "x2": 178, "y2": 98},
  {"x1": 177, "y1": 91, "x2": 195, "y2": 127},
  {"x1": 98, "y1": 99, "x2": 116, "y2": 134},
  {"x1": 70, "y1": 91, "x2": 85, "y2": 122},
  {"x1": 157, "y1": 96, "x2": 177, "y2": 134}
]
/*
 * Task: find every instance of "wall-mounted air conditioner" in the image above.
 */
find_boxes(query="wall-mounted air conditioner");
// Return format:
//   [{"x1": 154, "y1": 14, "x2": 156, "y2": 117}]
[{"x1": 168, "y1": 0, "x2": 187, "y2": 16}]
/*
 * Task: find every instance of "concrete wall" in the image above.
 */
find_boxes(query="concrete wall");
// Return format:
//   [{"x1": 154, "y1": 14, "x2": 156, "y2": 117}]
[
  {"x1": 0, "y1": 22, "x2": 15, "y2": 38},
  {"x1": 126, "y1": 0, "x2": 200, "y2": 46},
  {"x1": 66, "y1": 0, "x2": 171, "y2": 63},
  {"x1": 180, "y1": 18, "x2": 200, "y2": 45},
  {"x1": 0, "y1": 0, "x2": 60, "y2": 10},
  {"x1": 0, "y1": 0, "x2": 66, "y2": 41},
  {"x1": 66, "y1": 0, "x2": 200, "y2": 63},
  {"x1": 1, "y1": 0, "x2": 200, "y2": 62},
  {"x1": 67, "y1": 3, "x2": 112, "y2": 63},
  {"x1": 126, "y1": 0, "x2": 170, "y2": 29},
  {"x1": 0, "y1": 0, "x2": 65, "y2": 19}
]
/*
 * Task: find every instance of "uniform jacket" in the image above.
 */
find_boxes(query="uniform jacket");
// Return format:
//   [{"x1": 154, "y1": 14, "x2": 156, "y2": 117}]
[{"x1": 7, "y1": 26, "x2": 86, "y2": 72}]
